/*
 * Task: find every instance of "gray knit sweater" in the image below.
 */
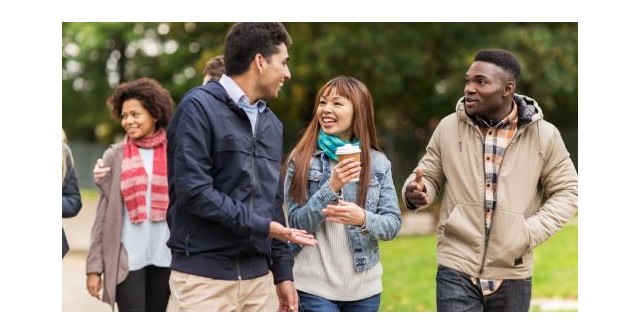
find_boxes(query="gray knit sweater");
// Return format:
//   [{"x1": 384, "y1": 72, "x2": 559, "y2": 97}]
[{"x1": 293, "y1": 215, "x2": 382, "y2": 301}]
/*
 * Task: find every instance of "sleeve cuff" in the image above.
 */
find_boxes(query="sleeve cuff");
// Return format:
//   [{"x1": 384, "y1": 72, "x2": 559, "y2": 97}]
[
  {"x1": 318, "y1": 183, "x2": 342, "y2": 204},
  {"x1": 270, "y1": 259, "x2": 294, "y2": 283},
  {"x1": 250, "y1": 213, "x2": 271, "y2": 236},
  {"x1": 354, "y1": 208, "x2": 369, "y2": 233}
]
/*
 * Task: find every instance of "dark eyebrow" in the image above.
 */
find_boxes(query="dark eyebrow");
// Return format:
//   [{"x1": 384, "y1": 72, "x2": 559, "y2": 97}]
[{"x1": 465, "y1": 74, "x2": 491, "y2": 82}]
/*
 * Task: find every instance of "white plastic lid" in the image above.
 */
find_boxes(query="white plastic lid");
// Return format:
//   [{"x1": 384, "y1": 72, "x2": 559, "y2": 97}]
[{"x1": 335, "y1": 143, "x2": 361, "y2": 155}]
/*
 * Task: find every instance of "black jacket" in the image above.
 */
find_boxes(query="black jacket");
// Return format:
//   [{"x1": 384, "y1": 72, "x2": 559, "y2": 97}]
[
  {"x1": 62, "y1": 144, "x2": 82, "y2": 257},
  {"x1": 166, "y1": 81, "x2": 293, "y2": 283}
]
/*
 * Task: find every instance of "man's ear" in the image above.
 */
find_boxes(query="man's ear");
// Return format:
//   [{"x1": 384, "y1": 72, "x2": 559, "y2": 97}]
[
  {"x1": 254, "y1": 54, "x2": 264, "y2": 73},
  {"x1": 503, "y1": 80, "x2": 516, "y2": 97}
]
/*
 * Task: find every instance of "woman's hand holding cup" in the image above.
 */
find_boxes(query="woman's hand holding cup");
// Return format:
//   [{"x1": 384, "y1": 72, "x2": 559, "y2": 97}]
[{"x1": 328, "y1": 157, "x2": 361, "y2": 193}]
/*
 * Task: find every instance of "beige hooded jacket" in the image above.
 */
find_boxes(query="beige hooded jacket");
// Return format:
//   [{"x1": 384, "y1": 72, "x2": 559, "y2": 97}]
[{"x1": 402, "y1": 95, "x2": 578, "y2": 279}]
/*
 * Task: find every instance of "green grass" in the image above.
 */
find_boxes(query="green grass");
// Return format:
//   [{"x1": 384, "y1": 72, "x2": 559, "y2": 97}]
[
  {"x1": 379, "y1": 235, "x2": 437, "y2": 312},
  {"x1": 379, "y1": 220, "x2": 578, "y2": 311},
  {"x1": 80, "y1": 188, "x2": 100, "y2": 201},
  {"x1": 532, "y1": 218, "x2": 578, "y2": 299}
]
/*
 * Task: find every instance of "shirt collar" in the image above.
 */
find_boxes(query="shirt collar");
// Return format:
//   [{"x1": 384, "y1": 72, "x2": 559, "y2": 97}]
[
  {"x1": 219, "y1": 74, "x2": 267, "y2": 113},
  {"x1": 474, "y1": 100, "x2": 518, "y2": 128}
]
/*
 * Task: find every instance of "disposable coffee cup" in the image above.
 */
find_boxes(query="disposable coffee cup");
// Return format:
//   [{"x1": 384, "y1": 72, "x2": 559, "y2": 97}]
[{"x1": 336, "y1": 143, "x2": 361, "y2": 183}]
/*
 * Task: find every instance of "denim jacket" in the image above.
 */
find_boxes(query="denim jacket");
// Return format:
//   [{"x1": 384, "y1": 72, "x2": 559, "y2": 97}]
[{"x1": 284, "y1": 149, "x2": 402, "y2": 271}]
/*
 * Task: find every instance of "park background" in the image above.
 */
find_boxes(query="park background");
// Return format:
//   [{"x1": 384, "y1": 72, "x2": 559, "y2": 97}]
[{"x1": 61, "y1": 22, "x2": 578, "y2": 312}]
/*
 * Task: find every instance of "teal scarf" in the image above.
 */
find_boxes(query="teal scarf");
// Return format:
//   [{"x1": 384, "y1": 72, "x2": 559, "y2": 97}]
[{"x1": 317, "y1": 130, "x2": 360, "y2": 162}]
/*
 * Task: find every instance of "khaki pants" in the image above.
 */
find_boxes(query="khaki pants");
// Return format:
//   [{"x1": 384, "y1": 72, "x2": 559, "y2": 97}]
[{"x1": 166, "y1": 270, "x2": 278, "y2": 312}]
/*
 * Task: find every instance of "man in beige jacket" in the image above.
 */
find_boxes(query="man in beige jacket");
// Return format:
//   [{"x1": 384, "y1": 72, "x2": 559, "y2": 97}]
[{"x1": 403, "y1": 49, "x2": 578, "y2": 311}]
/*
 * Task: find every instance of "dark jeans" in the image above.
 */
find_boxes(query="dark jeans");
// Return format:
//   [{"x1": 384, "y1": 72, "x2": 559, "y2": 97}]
[
  {"x1": 116, "y1": 265, "x2": 171, "y2": 312},
  {"x1": 436, "y1": 265, "x2": 531, "y2": 312},
  {"x1": 298, "y1": 290, "x2": 381, "y2": 312}
]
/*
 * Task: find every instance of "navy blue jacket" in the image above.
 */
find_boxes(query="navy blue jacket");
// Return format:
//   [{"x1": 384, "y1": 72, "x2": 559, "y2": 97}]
[
  {"x1": 62, "y1": 144, "x2": 82, "y2": 258},
  {"x1": 166, "y1": 81, "x2": 293, "y2": 283}
]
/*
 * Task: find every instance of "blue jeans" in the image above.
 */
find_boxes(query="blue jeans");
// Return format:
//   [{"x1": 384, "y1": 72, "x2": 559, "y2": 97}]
[
  {"x1": 436, "y1": 265, "x2": 531, "y2": 312},
  {"x1": 298, "y1": 290, "x2": 381, "y2": 312}
]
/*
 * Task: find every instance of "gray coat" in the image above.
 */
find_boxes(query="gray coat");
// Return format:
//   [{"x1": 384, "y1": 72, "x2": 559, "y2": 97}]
[{"x1": 85, "y1": 143, "x2": 129, "y2": 307}]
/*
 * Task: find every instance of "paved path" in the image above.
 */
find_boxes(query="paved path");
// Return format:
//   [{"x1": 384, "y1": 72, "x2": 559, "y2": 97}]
[
  {"x1": 62, "y1": 251, "x2": 112, "y2": 311},
  {"x1": 61, "y1": 196, "x2": 436, "y2": 311},
  {"x1": 63, "y1": 198, "x2": 111, "y2": 311}
]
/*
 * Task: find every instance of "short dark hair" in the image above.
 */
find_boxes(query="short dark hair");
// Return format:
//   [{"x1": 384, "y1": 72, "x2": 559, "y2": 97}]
[
  {"x1": 107, "y1": 77, "x2": 175, "y2": 129},
  {"x1": 474, "y1": 49, "x2": 521, "y2": 83},
  {"x1": 224, "y1": 22, "x2": 292, "y2": 76},
  {"x1": 203, "y1": 55, "x2": 225, "y2": 80}
]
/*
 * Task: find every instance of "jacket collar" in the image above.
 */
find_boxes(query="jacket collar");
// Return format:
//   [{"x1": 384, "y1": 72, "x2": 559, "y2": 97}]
[
  {"x1": 200, "y1": 80, "x2": 271, "y2": 119},
  {"x1": 218, "y1": 74, "x2": 267, "y2": 113},
  {"x1": 456, "y1": 93, "x2": 543, "y2": 128}
]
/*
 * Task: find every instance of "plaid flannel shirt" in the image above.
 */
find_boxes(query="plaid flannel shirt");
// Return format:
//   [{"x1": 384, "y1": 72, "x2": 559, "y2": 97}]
[{"x1": 472, "y1": 102, "x2": 519, "y2": 295}]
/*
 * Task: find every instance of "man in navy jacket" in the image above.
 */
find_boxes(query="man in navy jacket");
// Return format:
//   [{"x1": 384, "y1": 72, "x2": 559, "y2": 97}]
[{"x1": 166, "y1": 23, "x2": 316, "y2": 312}]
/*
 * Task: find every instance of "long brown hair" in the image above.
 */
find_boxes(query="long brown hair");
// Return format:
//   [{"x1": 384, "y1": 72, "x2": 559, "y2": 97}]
[{"x1": 287, "y1": 76, "x2": 380, "y2": 207}]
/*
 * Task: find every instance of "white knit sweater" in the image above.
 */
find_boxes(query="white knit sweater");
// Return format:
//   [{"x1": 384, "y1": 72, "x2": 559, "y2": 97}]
[{"x1": 293, "y1": 219, "x2": 382, "y2": 301}]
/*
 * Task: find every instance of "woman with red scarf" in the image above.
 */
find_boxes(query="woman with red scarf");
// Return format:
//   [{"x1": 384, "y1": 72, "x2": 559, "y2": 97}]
[{"x1": 86, "y1": 78, "x2": 174, "y2": 312}]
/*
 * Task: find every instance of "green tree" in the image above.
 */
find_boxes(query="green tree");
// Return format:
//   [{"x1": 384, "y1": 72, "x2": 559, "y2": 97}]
[{"x1": 63, "y1": 22, "x2": 578, "y2": 188}]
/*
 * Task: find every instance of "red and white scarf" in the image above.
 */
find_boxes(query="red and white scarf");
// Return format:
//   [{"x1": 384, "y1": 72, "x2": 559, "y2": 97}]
[{"x1": 120, "y1": 129, "x2": 168, "y2": 224}]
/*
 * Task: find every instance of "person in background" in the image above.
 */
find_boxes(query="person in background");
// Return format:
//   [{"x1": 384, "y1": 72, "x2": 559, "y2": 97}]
[
  {"x1": 165, "y1": 22, "x2": 316, "y2": 312},
  {"x1": 92, "y1": 56, "x2": 227, "y2": 180},
  {"x1": 203, "y1": 55, "x2": 225, "y2": 84},
  {"x1": 62, "y1": 129, "x2": 82, "y2": 258},
  {"x1": 85, "y1": 77, "x2": 175, "y2": 312},
  {"x1": 284, "y1": 76, "x2": 402, "y2": 312},
  {"x1": 402, "y1": 49, "x2": 578, "y2": 312}
]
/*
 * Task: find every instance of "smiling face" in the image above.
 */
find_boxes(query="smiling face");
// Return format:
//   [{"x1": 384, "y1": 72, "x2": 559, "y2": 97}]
[
  {"x1": 316, "y1": 89, "x2": 355, "y2": 141},
  {"x1": 256, "y1": 43, "x2": 291, "y2": 100},
  {"x1": 120, "y1": 99, "x2": 158, "y2": 139}
]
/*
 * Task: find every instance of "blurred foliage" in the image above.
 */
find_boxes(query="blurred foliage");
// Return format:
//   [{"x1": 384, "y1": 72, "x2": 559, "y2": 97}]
[{"x1": 62, "y1": 22, "x2": 577, "y2": 192}]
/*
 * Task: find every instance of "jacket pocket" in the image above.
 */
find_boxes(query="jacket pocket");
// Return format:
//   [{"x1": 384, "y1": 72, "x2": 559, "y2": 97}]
[
  {"x1": 438, "y1": 204, "x2": 485, "y2": 263},
  {"x1": 307, "y1": 168, "x2": 323, "y2": 196},
  {"x1": 184, "y1": 223, "x2": 200, "y2": 256},
  {"x1": 484, "y1": 210, "x2": 530, "y2": 268}
]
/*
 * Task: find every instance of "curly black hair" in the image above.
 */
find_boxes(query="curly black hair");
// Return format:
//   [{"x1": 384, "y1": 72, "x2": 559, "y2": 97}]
[{"x1": 107, "y1": 77, "x2": 175, "y2": 128}]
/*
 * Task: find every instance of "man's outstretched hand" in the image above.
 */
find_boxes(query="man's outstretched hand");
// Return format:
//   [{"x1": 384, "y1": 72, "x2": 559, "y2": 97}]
[
  {"x1": 269, "y1": 222, "x2": 317, "y2": 246},
  {"x1": 405, "y1": 169, "x2": 429, "y2": 208}
]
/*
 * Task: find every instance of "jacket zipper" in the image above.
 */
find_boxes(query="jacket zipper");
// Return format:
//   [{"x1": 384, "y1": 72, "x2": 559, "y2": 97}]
[
  {"x1": 479, "y1": 228, "x2": 491, "y2": 275},
  {"x1": 249, "y1": 113, "x2": 259, "y2": 213},
  {"x1": 249, "y1": 114, "x2": 272, "y2": 266},
  {"x1": 235, "y1": 258, "x2": 242, "y2": 280},
  {"x1": 239, "y1": 112, "x2": 260, "y2": 281},
  {"x1": 250, "y1": 136, "x2": 256, "y2": 212},
  {"x1": 472, "y1": 123, "x2": 491, "y2": 276},
  {"x1": 476, "y1": 120, "x2": 538, "y2": 275}
]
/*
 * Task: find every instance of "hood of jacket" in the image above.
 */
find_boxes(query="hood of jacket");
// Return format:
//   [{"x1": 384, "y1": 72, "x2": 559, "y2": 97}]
[
  {"x1": 453, "y1": 94, "x2": 544, "y2": 153},
  {"x1": 455, "y1": 93, "x2": 543, "y2": 127}
]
